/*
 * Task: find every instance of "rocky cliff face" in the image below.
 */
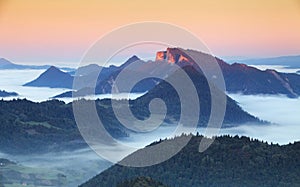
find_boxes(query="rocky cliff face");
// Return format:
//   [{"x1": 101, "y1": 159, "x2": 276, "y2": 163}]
[
  {"x1": 155, "y1": 48, "x2": 193, "y2": 64},
  {"x1": 156, "y1": 51, "x2": 167, "y2": 61}
]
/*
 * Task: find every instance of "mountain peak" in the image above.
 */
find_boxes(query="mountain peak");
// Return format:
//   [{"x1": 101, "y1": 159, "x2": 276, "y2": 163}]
[
  {"x1": 128, "y1": 55, "x2": 139, "y2": 61},
  {"x1": 120, "y1": 55, "x2": 141, "y2": 68},
  {"x1": 125, "y1": 55, "x2": 140, "y2": 64},
  {"x1": 47, "y1": 65, "x2": 60, "y2": 72},
  {"x1": 44, "y1": 66, "x2": 70, "y2": 76},
  {"x1": 155, "y1": 48, "x2": 193, "y2": 64}
]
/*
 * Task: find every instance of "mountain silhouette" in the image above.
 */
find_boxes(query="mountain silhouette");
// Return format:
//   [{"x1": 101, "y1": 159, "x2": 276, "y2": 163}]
[
  {"x1": 24, "y1": 66, "x2": 73, "y2": 88},
  {"x1": 54, "y1": 48, "x2": 300, "y2": 98},
  {"x1": 155, "y1": 48, "x2": 300, "y2": 98}
]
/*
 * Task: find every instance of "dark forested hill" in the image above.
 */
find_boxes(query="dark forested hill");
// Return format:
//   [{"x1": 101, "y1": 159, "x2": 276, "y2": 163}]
[
  {"x1": 0, "y1": 99, "x2": 129, "y2": 154},
  {"x1": 116, "y1": 177, "x2": 167, "y2": 187},
  {"x1": 81, "y1": 135, "x2": 300, "y2": 187}
]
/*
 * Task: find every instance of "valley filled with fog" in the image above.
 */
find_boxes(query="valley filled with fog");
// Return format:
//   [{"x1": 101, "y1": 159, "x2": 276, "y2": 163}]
[
  {"x1": 0, "y1": 67, "x2": 299, "y2": 186},
  {"x1": 0, "y1": 69, "x2": 144, "y2": 102},
  {"x1": 0, "y1": 148, "x2": 111, "y2": 187},
  {"x1": 223, "y1": 94, "x2": 300, "y2": 144},
  {"x1": 121, "y1": 93, "x2": 300, "y2": 149},
  {"x1": 0, "y1": 69, "x2": 70, "y2": 102}
]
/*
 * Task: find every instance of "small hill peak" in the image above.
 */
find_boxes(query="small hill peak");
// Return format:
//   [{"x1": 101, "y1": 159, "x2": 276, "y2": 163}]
[{"x1": 0, "y1": 58, "x2": 13, "y2": 65}]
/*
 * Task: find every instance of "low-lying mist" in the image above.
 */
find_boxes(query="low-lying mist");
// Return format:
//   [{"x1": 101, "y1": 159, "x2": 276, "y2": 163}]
[{"x1": 0, "y1": 148, "x2": 111, "y2": 187}]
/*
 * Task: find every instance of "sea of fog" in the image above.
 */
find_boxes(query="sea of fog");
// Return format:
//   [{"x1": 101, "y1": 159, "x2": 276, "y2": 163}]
[{"x1": 0, "y1": 68, "x2": 300, "y2": 186}]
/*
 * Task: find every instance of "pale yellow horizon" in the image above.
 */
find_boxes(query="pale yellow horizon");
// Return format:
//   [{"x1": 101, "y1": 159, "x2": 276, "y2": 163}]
[{"x1": 0, "y1": 0, "x2": 300, "y2": 63}]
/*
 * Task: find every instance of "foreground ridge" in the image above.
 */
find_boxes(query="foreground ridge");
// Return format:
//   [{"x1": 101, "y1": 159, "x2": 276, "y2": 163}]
[{"x1": 81, "y1": 134, "x2": 300, "y2": 187}]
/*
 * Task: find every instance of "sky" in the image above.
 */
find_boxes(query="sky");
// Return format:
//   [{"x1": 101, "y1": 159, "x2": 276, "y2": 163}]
[{"x1": 0, "y1": 0, "x2": 300, "y2": 65}]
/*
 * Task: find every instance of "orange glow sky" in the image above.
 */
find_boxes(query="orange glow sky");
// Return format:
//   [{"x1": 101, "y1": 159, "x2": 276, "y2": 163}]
[{"x1": 0, "y1": 0, "x2": 300, "y2": 64}]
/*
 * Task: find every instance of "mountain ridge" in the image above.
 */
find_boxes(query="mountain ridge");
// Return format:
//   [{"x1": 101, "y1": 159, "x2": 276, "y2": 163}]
[
  {"x1": 0, "y1": 58, "x2": 73, "y2": 71},
  {"x1": 0, "y1": 90, "x2": 18, "y2": 97},
  {"x1": 51, "y1": 48, "x2": 300, "y2": 98}
]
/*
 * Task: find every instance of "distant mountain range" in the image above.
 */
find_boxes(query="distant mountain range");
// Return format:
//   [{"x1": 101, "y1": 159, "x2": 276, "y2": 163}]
[
  {"x1": 80, "y1": 134, "x2": 300, "y2": 187},
  {"x1": 227, "y1": 55, "x2": 300, "y2": 68},
  {"x1": 0, "y1": 90, "x2": 18, "y2": 97},
  {"x1": 0, "y1": 58, "x2": 74, "y2": 71},
  {"x1": 25, "y1": 55, "x2": 164, "y2": 97},
  {"x1": 0, "y1": 58, "x2": 48, "y2": 69},
  {"x1": 22, "y1": 48, "x2": 300, "y2": 98}
]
